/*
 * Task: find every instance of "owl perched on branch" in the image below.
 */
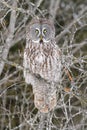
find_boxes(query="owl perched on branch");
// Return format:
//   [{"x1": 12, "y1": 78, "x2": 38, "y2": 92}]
[{"x1": 23, "y1": 18, "x2": 61, "y2": 113}]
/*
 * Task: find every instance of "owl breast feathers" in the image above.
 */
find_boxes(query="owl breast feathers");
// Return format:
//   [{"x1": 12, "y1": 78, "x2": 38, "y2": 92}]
[{"x1": 23, "y1": 18, "x2": 61, "y2": 113}]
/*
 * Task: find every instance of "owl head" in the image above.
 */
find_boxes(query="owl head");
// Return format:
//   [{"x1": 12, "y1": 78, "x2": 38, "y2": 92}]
[{"x1": 26, "y1": 18, "x2": 55, "y2": 44}]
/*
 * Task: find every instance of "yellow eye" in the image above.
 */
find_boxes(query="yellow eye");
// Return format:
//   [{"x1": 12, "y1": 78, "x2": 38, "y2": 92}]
[
  {"x1": 35, "y1": 29, "x2": 39, "y2": 35},
  {"x1": 43, "y1": 29, "x2": 47, "y2": 34}
]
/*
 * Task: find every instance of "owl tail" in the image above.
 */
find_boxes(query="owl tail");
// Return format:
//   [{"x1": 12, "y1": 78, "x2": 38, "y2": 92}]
[{"x1": 34, "y1": 91, "x2": 57, "y2": 113}]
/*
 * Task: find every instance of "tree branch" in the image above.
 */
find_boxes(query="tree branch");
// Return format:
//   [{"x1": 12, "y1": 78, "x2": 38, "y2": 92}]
[
  {"x1": 0, "y1": 1, "x2": 17, "y2": 75},
  {"x1": 49, "y1": 0, "x2": 60, "y2": 22}
]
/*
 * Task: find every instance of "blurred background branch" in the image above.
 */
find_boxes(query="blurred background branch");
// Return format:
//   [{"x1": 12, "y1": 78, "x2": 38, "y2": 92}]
[{"x1": 0, "y1": 0, "x2": 17, "y2": 75}]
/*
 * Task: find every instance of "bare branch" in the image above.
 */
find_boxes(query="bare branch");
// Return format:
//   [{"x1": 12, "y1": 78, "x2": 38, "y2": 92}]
[
  {"x1": 0, "y1": 1, "x2": 17, "y2": 75},
  {"x1": 49, "y1": 0, "x2": 60, "y2": 21},
  {"x1": 56, "y1": 11, "x2": 87, "y2": 43}
]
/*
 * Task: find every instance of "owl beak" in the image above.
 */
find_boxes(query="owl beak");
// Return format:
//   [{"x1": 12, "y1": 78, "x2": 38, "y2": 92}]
[{"x1": 40, "y1": 35, "x2": 43, "y2": 44}]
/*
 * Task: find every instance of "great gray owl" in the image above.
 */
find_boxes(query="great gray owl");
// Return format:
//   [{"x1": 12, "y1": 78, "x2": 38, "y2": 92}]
[{"x1": 23, "y1": 18, "x2": 61, "y2": 113}]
